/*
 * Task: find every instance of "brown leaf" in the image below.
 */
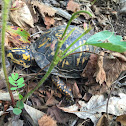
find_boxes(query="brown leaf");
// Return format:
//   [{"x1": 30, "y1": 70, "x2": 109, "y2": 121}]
[
  {"x1": 116, "y1": 115, "x2": 126, "y2": 125},
  {"x1": 66, "y1": 0, "x2": 80, "y2": 12},
  {"x1": 44, "y1": 16, "x2": 55, "y2": 29},
  {"x1": 0, "y1": 80, "x2": 6, "y2": 89},
  {"x1": 72, "y1": 81, "x2": 82, "y2": 98},
  {"x1": 38, "y1": 114, "x2": 57, "y2": 126},
  {"x1": 94, "y1": 51, "x2": 106, "y2": 85},
  {"x1": 47, "y1": 106, "x2": 69, "y2": 125},
  {"x1": 96, "y1": 114, "x2": 108, "y2": 126},
  {"x1": 9, "y1": 0, "x2": 34, "y2": 30},
  {"x1": 82, "y1": 93, "x2": 92, "y2": 102},
  {"x1": 104, "y1": 58, "x2": 126, "y2": 87},
  {"x1": 46, "y1": 90, "x2": 59, "y2": 106},
  {"x1": 31, "y1": 1, "x2": 56, "y2": 17},
  {"x1": 81, "y1": 54, "x2": 98, "y2": 85}
]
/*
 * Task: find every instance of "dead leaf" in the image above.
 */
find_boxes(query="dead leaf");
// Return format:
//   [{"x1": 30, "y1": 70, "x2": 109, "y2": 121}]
[
  {"x1": 0, "y1": 80, "x2": 6, "y2": 89},
  {"x1": 94, "y1": 51, "x2": 106, "y2": 85},
  {"x1": 96, "y1": 114, "x2": 108, "y2": 126},
  {"x1": 60, "y1": 93, "x2": 126, "y2": 125},
  {"x1": 82, "y1": 93, "x2": 92, "y2": 102},
  {"x1": 66, "y1": 1, "x2": 80, "y2": 12},
  {"x1": 44, "y1": 16, "x2": 55, "y2": 29},
  {"x1": 38, "y1": 114, "x2": 57, "y2": 126},
  {"x1": 31, "y1": 1, "x2": 56, "y2": 28},
  {"x1": 82, "y1": 54, "x2": 98, "y2": 85},
  {"x1": 24, "y1": 104, "x2": 45, "y2": 125},
  {"x1": 46, "y1": 90, "x2": 59, "y2": 106},
  {"x1": 47, "y1": 106, "x2": 69, "y2": 125},
  {"x1": 72, "y1": 81, "x2": 82, "y2": 98},
  {"x1": 116, "y1": 114, "x2": 126, "y2": 126},
  {"x1": 9, "y1": 0, "x2": 34, "y2": 30}
]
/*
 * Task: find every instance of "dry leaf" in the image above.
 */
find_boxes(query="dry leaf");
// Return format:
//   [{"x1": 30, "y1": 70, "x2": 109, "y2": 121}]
[
  {"x1": 82, "y1": 93, "x2": 92, "y2": 102},
  {"x1": 73, "y1": 81, "x2": 82, "y2": 98},
  {"x1": 116, "y1": 114, "x2": 126, "y2": 125},
  {"x1": 38, "y1": 114, "x2": 57, "y2": 126},
  {"x1": 47, "y1": 106, "x2": 69, "y2": 125},
  {"x1": 96, "y1": 114, "x2": 108, "y2": 126},
  {"x1": 9, "y1": 0, "x2": 34, "y2": 30},
  {"x1": 44, "y1": 16, "x2": 55, "y2": 29},
  {"x1": 31, "y1": 1, "x2": 56, "y2": 28},
  {"x1": 94, "y1": 51, "x2": 106, "y2": 85},
  {"x1": 46, "y1": 90, "x2": 59, "y2": 106},
  {"x1": 60, "y1": 93, "x2": 126, "y2": 125},
  {"x1": 67, "y1": 1, "x2": 80, "y2": 12},
  {"x1": 82, "y1": 54, "x2": 98, "y2": 85}
]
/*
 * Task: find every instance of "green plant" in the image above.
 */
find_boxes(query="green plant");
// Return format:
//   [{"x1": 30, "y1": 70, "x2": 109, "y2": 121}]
[
  {"x1": 2, "y1": 0, "x2": 126, "y2": 116},
  {"x1": 8, "y1": 73, "x2": 25, "y2": 115}
]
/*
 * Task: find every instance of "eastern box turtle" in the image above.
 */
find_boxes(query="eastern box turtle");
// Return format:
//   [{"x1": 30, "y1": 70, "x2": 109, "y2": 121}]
[{"x1": 7, "y1": 25, "x2": 96, "y2": 101}]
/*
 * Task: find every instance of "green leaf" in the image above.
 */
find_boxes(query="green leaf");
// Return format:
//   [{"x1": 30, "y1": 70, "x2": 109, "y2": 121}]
[
  {"x1": 13, "y1": 108, "x2": 22, "y2": 115},
  {"x1": 8, "y1": 77, "x2": 16, "y2": 86},
  {"x1": 18, "y1": 94, "x2": 23, "y2": 100},
  {"x1": 10, "y1": 87, "x2": 18, "y2": 90},
  {"x1": 86, "y1": 31, "x2": 126, "y2": 53},
  {"x1": 17, "y1": 84, "x2": 25, "y2": 88},
  {"x1": 16, "y1": 101, "x2": 24, "y2": 109},
  {"x1": 11, "y1": 73, "x2": 19, "y2": 80},
  {"x1": 6, "y1": 26, "x2": 31, "y2": 47},
  {"x1": 17, "y1": 77, "x2": 24, "y2": 85}
]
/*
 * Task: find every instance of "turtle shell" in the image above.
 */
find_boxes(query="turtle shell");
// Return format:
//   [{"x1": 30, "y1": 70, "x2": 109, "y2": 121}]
[{"x1": 30, "y1": 25, "x2": 96, "y2": 78}]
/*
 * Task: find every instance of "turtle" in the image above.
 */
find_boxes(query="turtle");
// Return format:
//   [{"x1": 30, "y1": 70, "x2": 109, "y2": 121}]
[{"x1": 7, "y1": 25, "x2": 96, "y2": 101}]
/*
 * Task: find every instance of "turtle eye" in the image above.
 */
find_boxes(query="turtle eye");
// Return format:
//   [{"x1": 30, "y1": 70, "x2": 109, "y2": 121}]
[{"x1": 14, "y1": 54, "x2": 21, "y2": 59}]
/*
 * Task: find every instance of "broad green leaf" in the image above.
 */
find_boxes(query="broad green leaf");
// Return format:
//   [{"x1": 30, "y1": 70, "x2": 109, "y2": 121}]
[
  {"x1": 17, "y1": 77, "x2": 24, "y2": 85},
  {"x1": 6, "y1": 26, "x2": 31, "y2": 47},
  {"x1": 18, "y1": 94, "x2": 23, "y2": 100},
  {"x1": 17, "y1": 84, "x2": 25, "y2": 88},
  {"x1": 13, "y1": 108, "x2": 22, "y2": 115},
  {"x1": 8, "y1": 77, "x2": 16, "y2": 86},
  {"x1": 11, "y1": 73, "x2": 19, "y2": 80},
  {"x1": 16, "y1": 101, "x2": 24, "y2": 109},
  {"x1": 10, "y1": 87, "x2": 17, "y2": 90},
  {"x1": 86, "y1": 31, "x2": 126, "y2": 52}
]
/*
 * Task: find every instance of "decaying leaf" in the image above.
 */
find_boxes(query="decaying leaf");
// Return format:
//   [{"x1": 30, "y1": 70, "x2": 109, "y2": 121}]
[
  {"x1": 82, "y1": 51, "x2": 126, "y2": 88},
  {"x1": 82, "y1": 54, "x2": 98, "y2": 85},
  {"x1": 9, "y1": 0, "x2": 34, "y2": 30},
  {"x1": 94, "y1": 51, "x2": 106, "y2": 85},
  {"x1": 5, "y1": 26, "x2": 31, "y2": 48},
  {"x1": 67, "y1": 1, "x2": 80, "y2": 12},
  {"x1": 31, "y1": 1, "x2": 56, "y2": 28},
  {"x1": 46, "y1": 90, "x2": 59, "y2": 106},
  {"x1": 38, "y1": 114, "x2": 57, "y2": 126},
  {"x1": 47, "y1": 106, "x2": 69, "y2": 125},
  {"x1": 116, "y1": 114, "x2": 126, "y2": 125},
  {"x1": 96, "y1": 114, "x2": 108, "y2": 126},
  {"x1": 72, "y1": 81, "x2": 82, "y2": 98},
  {"x1": 24, "y1": 104, "x2": 45, "y2": 125},
  {"x1": 44, "y1": 16, "x2": 55, "y2": 29},
  {"x1": 59, "y1": 93, "x2": 126, "y2": 125}
]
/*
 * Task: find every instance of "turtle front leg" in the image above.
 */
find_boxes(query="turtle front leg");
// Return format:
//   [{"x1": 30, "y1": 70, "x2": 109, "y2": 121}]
[{"x1": 51, "y1": 75, "x2": 74, "y2": 102}]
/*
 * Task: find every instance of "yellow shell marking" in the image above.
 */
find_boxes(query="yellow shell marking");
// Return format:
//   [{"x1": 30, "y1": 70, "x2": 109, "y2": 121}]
[
  {"x1": 82, "y1": 57, "x2": 85, "y2": 65},
  {"x1": 65, "y1": 61, "x2": 69, "y2": 65},
  {"x1": 22, "y1": 54, "x2": 30, "y2": 61},
  {"x1": 38, "y1": 38, "x2": 51, "y2": 48},
  {"x1": 62, "y1": 59, "x2": 66, "y2": 68}
]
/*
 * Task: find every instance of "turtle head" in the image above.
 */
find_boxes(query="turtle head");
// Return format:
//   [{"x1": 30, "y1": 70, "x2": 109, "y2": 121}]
[{"x1": 7, "y1": 48, "x2": 32, "y2": 68}]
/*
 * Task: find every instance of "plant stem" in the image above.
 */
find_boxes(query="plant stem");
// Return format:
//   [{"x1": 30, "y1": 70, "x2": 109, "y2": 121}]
[{"x1": 1, "y1": 0, "x2": 15, "y2": 106}]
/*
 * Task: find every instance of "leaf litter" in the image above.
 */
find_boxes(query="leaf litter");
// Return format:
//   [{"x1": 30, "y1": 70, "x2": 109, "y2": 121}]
[{"x1": 1, "y1": 0, "x2": 126, "y2": 125}]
